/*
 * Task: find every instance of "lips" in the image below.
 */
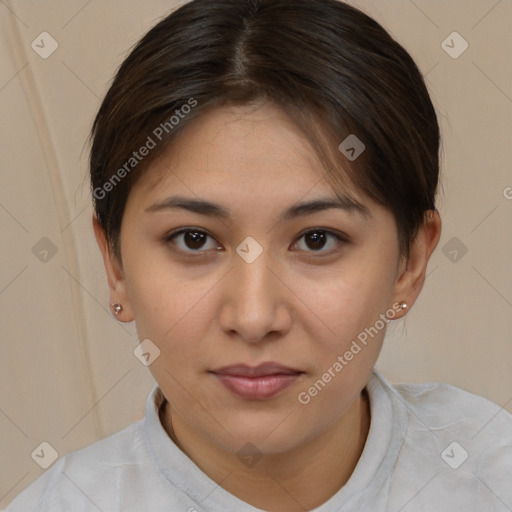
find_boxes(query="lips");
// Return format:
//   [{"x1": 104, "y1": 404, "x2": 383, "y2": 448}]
[
  {"x1": 210, "y1": 362, "x2": 304, "y2": 400},
  {"x1": 212, "y1": 362, "x2": 302, "y2": 377}
]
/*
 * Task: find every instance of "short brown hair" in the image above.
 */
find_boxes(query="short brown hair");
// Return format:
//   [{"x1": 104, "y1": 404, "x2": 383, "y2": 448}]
[{"x1": 89, "y1": 0, "x2": 440, "y2": 262}]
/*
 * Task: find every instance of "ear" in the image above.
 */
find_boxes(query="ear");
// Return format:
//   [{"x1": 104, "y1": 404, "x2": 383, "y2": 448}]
[
  {"x1": 92, "y1": 213, "x2": 134, "y2": 322},
  {"x1": 391, "y1": 210, "x2": 442, "y2": 319}
]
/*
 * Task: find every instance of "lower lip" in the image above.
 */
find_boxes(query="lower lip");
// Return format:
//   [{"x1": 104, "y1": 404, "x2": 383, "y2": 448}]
[{"x1": 212, "y1": 373, "x2": 302, "y2": 400}]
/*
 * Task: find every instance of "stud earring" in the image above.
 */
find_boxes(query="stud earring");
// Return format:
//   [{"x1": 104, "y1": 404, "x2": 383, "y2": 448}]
[
  {"x1": 398, "y1": 301, "x2": 408, "y2": 310},
  {"x1": 111, "y1": 302, "x2": 123, "y2": 316}
]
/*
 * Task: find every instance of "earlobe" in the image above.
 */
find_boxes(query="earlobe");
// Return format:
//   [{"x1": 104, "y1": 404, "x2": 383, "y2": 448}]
[
  {"x1": 391, "y1": 210, "x2": 442, "y2": 318},
  {"x1": 92, "y1": 213, "x2": 134, "y2": 322}
]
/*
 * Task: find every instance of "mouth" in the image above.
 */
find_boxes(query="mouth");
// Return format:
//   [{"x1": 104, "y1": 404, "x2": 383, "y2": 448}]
[{"x1": 210, "y1": 362, "x2": 304, "y2": 400}]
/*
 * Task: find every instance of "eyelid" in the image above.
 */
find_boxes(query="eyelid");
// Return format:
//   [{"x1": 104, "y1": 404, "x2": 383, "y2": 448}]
[
  {"x1": 291, "y1": 228, "x2": 348, "y2": 256},
  {"x1": 164, "y1": 227, "x2": 221, "y2": 255},
  {"x1": 294, "y1": 227, "x2": 349, "y2": 243}
]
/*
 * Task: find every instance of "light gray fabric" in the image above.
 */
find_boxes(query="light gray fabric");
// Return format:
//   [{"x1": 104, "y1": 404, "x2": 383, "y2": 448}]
[{"x1": 5, "y1": 369, "x2": 512, "y2": 511}]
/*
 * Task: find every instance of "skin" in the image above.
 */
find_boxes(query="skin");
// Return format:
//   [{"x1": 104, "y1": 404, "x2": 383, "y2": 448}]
[{"x1": 93, "y1": 102, "x2": 441, "y2": 511}]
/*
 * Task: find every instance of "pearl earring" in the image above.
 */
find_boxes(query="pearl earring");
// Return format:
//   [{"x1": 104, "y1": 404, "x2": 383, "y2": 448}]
[{"x1": 111, "y1": 302, "x2": 123, "y2": 316}]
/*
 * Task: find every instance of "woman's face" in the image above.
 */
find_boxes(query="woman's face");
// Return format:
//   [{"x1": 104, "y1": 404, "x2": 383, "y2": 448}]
[{"x1": 112, "y1": 102, "x2": 410, "y2": 454}]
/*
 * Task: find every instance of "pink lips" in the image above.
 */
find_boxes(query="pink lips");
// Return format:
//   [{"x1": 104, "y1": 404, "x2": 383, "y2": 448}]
[{"x1": 211, "y1": 363, "x2": 304, "y2": 400}]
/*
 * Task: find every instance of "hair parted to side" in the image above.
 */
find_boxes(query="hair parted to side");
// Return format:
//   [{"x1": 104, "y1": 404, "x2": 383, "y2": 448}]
[{"x1": 89, "y1": 0, "x2": 440, "y2": 264}]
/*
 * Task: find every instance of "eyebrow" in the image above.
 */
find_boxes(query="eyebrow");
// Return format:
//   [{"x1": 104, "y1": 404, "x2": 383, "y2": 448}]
[{"x1": 145, "y1": 194, "x2": 370, "y2": 221}]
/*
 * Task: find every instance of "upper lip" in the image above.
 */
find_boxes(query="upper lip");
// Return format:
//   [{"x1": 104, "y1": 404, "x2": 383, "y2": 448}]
[{"x1": 211, "y1": 362, "x2": 303, "y2": 377}]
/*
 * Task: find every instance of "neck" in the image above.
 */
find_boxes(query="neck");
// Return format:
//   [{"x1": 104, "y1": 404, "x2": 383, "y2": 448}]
[{"x1": 161, "y1": 389, "x2": 370, "y2": 511}]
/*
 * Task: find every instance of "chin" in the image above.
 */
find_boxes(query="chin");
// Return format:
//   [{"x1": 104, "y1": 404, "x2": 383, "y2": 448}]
[{"x1": 207, "y1": 414, "x2": 314, "y2": 456}]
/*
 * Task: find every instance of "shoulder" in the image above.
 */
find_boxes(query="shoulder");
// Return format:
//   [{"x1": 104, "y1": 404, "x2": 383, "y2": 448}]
[
  {"x1": 374, "y1": 371, "x2": 512, "y2": 510},
  {"x1": 4, "y1": 420, "x2": 163, "y2": 512},
  {"x1": 390, "y1": 377, "x2": 512, "y2": 439}
]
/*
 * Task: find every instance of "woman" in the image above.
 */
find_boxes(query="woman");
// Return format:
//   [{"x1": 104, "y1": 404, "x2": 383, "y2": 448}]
[{"x1": 7, "y1": 0, "x2": 511, "y2": 510}]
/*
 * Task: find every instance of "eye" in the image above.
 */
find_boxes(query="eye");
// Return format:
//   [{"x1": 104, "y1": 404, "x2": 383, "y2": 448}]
[
  {"x1": 292, "y1": 229, "x2": 347, "y2": 254},
  {"x1": 165, "y1": 228, "x2": 221, "y2": 254},
  {"x1": 165, "y1": 227, "x2": 348, "y2": 256}
]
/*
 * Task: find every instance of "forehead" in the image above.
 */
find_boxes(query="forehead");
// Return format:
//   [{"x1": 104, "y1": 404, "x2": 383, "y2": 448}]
[
  {"x1": 120, "y1": 103, "x2": 398, "y2": 245},
  {"x1": 134, "y1": 102, "x2": 361, "y2": 203}
]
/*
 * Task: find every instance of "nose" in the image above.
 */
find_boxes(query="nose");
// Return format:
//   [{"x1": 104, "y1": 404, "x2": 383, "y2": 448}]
[{"x1": 218, "y1": 247, "x2": 293, "y2": 344}]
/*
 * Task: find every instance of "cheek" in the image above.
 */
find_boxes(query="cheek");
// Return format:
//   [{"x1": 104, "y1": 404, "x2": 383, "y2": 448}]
[
  {"x1": 292, "y1": 262, "x2": 394, "y2": 420},
  {"x1": 124, "y1": 257, "x2": 221, "y2": 381},
  {"x1": 126, "y1": 270, "x2": 206, "y2": 341},
  {"x1": 299, "y1": 251, "x2": 397, "y2": 340}
]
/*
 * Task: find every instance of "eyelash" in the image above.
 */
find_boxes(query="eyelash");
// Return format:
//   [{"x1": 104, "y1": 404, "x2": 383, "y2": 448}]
[{"x1": 164, "y1": 228, "x2": 349, "y2": 258}]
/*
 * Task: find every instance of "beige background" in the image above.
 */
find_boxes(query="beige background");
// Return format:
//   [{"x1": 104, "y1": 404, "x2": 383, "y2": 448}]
[{"x1": 0, "y1": 0, "x2": 511, "y2": 507}]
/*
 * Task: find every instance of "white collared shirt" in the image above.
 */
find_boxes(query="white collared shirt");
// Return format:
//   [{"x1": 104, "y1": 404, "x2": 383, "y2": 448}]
[{"x1": 5, "y1": 369, "x2": 512, "y2": 511}]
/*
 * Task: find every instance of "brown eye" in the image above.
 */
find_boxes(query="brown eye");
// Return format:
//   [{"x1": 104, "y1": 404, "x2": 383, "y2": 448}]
[
  {"x1": 167, "y1": 229, "x2": 221, "y2": 253},
  {"x1": 182, "y1": 231, "x2": 207, "y2": 250},
  {"x1": 304, "y1": 231, "x2": 328, "y2": 250},
  {"x1": 293, "y1": 229, "x2": 346, "y2": 254}
]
